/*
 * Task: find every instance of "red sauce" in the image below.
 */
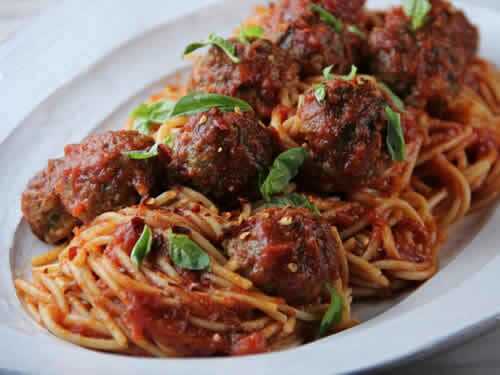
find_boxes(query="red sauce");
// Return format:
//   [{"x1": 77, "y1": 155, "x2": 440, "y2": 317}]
[
  {"x1": 56, "y1": 131, "x2": 160, "y2": 223},
  {"x1": 68, "y1": 247, "x2": 78, "y2": 261},
  {"x1": 225, "y1": 207, "x2": 339, "y2": 305},
  {"x1": 121, "y1": 290, "x2": 263, "y2": 356},
  {"x1": 231, "y1": 332, "x2": 268, "y2": 356},
  {"x1": 260, "y1": 0, "x2": 365, "y2": 77},
  {"x1": 104, "y1": 217, "x2": 144, "y2": 266},
  {"x1": 392, "y1": 218, "x2": 431, "y2": 263},
  {"x1": 190, "y1": 39, "x2": 300, "y2": 119},
  {"x1": 167, "y1": 109, "x2": 276, "y2": 206},
  {"x1": 368, "y1": 0, "x2": 478, "y2": 108},
  {"x1": 296, "y1": 78, "x2": 395, "y2": 193}
]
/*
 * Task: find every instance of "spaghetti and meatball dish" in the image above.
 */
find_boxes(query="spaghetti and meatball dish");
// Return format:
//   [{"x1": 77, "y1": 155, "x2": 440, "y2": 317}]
[{"x1": 15, "y1": 0, "x2": 500, "y2": 357}]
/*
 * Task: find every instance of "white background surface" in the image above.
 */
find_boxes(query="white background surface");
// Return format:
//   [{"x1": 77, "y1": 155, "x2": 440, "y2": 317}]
[{"x1": 1, "y1": 1, "x2": 499, "y2": 374}]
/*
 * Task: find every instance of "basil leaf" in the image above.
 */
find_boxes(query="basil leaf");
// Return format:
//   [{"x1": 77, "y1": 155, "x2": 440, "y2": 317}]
[
  {"x1": 378, "y1": 82, "x2": 405, "y2": 112},
  {"x1": 385, "y1": 106, "x2": 406, "y2": 161},
  {"x1": 314, "y1": 83, "x2": 327, "y2": 103},
  {"x1": 134, "y1": 118, "x2": 152, "y2": 135},
  {"x1": 131, "y1": 103, "x2": 153, "y2": 119},
  {"x1": 123, "y1": 143, "x2": 159, "y2": 160},
  {"x1": 319, "y1": 284, "x2": 343, "y2": 337},
  {"x1": 341, "y1": 65, "x2": 357, "y2": 81},
  {"x1": 403, "y1": 0, "x2": 431, "y2": 31},
  {"x1": 347, "y1": 25, "x2": 366, "y2": 39},
  {"x1": 316, "y1": 64, "x2": 359, "y2": 103},
  {"x1": 131, "y1": 100, "x2": 175, "y2": 135},
  {"x1": 131, "y1": 224, "x2": 153, "y2": 267},
  {"x1": 184, "y1": 42, "x2": 208, "y2": 56},
  {"x1": 149, "y1": 101, "x2": 175, "y2": 122},
  {"x1": 322, "y1": 65, "x2": 334, "y2": 81},
  {"x1": 239, "y1": 25, "x2": 264, "y2": 44},
  {"x1": 260, "y1": 147, "x2": 308, "y2": 201},
  {"x1": 183, "y1": 33, "x2": 240, "y2": 63},
  {"x1": 314, "y1": 65, "x2": 334, "y2": 103},
  {"x1": 167, "y1": 230, "x2": 210, "y2": 270},
  {"x1": 170, "y1": 92, "x2": 253, "y2": 118},
  {"x1": 263, "y1": 193, "x2": 320, "y2": 215},
  {"x1": 310, "y1": 4, "x2": 343, "y2": 33}
]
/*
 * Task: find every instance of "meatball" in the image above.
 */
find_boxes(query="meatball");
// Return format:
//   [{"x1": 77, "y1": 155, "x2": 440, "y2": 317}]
[
  {"x1": 225, "y1": 207, "x2": 339, "y2": 305},
  {"x1": 21, "y1": 131, "x2": 160, "y2": 244},
  {"x1": 294, "y1": 76, "x2": 405, "y2": 192},
  {"x1": 190, "y1": 38, "x2": 300, "y2": 119},
  {"x1": 21, "y1": 159, "x2": 79, "y2": 244},
  {"x1": 368, "y1": 0, "x2": 478, "y2": 109},
  {"x1": 56, "y1": 131, "x2": 160, "y2": 223},
  {"x1": 167, "y1": 109, "x2": 275, "y2": 205},
  {"x1": 260, "y1": 0, "x2": 366, "y2": 77},
  {"x1": 271, "y1": 0, "x2": 366, "y2": 25}
]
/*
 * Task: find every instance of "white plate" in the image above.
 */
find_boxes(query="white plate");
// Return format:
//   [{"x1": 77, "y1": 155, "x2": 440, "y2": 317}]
[{"x1": 1, "y1": 0, "x2": 500, "y2": 374}]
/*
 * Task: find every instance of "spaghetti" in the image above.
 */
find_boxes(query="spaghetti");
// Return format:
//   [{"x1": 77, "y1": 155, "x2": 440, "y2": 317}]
[
  {"x1": 16, "y1": 187, "x2": 354, "y2": 356},
  {"x1": 15, "y1": 0, "x2": 500, "y2": 358}
]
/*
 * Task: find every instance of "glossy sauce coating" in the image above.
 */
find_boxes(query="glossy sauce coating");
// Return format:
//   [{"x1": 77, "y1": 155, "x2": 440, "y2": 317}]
[
  {"x1": 190, "y1": 38, "x2": 300, "y2": 119},
  {"x1": 225, "y1": 207, "x2": 339, "y2": 305},
  {"x1": 56, "y1": 131, "x2": 159, "y2": 223},
  {"x1": 167, "y1": 109, "x2": 276, "y2": 205},
  {"x1": 105, "y1": 218, "x2": 270, "y2": 356},
  {"x1": 368, "y1": 0, "x2": 478, "y2": 109},
  {"x1": 260, "y1": 0, "x2": 366, "y2": 77},
  {"x1": 295, "y1": 77, "x2": 396, "y2": 192},
  {"x1": 21, "y1": 159, "x2": 79, "y2": 244},
  {"x1": 21, "y1": 131, "x2": 160, "y2": 244}
]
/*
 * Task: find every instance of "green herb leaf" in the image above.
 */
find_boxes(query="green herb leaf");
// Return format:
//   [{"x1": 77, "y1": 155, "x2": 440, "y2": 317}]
[
  {"x1": 183, "y1": 42, "x2": 208, "y2": 56},
  {"x1": 183, "y1": 33, "x2": 240, "y2": 63},
  {"x1": 123, "y1": 144, "x2": 159, "y2": 160},
  {"x1": 167, "y1": 230, "x2": 210, "y2": 270},
  {"x1": 133, "y1": 118, "x2": 152, "y2": 135},
  {"x1": 314, "y1": 65, "x2": 335, "y2": 103},
  {"x1": 347, "y1": 25, "x2": 366, "y2": 39},
  {"x1": 322, "y1": 65, "x2": 334, "y2": 80},
  {"x1": 170, "y1": 92, "x2": 253, "y2": 118},
  {"x1": 150, "y1": 101, "x2": 175, "y2": 122},
  {"x1": 239, "y1": 25, "x2": 264, "y2": 44},
  {"x1": 260, "y1": 147, "x2": 308, "y2": 201},
  {"x1": 263, "y1": 193, "x2": 320, "y2": 215},
  {"x1": 310, "y1": 4, "x2": 343, "y2": 33},
  {"x1": 314, "y1": 65, "x2": 358, "y2": 103},
  {"x1": 385, "y1": 106, "x2": 406, "y2": 161},
  {"x1": 403, "y1": 0, "x2": 431, "y2": 31},
  {"x1": 341, "y1": 65, "x2": 358, "y2": 81},
  {"x1": 318, "y1": 284, "x2": 343, "y2": 337},
  {"x1": 314, "y1": 83, "x2": 327, "y2": 103},
  {"x1": 131, "y1": 224, "x2": 153, "y2": 267},
  {"x1": 378, "y1": 82, "x2": 405, "y2": 111},
  {"x1": 130, "y1": 100, "x2": 175, "y2": 135}
]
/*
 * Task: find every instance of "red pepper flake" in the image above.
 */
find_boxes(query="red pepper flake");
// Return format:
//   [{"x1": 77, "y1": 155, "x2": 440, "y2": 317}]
[
  {"x1": 231, "y1": 332, "x2": 267, "y2": 356},
  {"x1": 68, "y1": 247, "x2": 78, "y2": 260}
]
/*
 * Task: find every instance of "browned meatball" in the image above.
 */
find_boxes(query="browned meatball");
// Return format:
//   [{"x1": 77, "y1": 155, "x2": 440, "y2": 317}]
[
  {"x1": 167, "y1": 109, "x2": 276, "y2": 205},
  {"x1": 21, "y1": 159, "x2": 79, "y2": 244},
  {"x1": 190, "y1": 38, "x2": 300, "y2": 119},
  {"x1": 368, "y1": 0, "x2": 478, "y2": 109},
  {"x1": 56, "y1": 131, "x2": 159, "y2": 223},
  {"x1": 260, "y1": 0, "x2": 366, "y2": 77},
  {"x1": 21, "y1": 131, "x2": 161, "y2": 244},
  {"x1": 271, "y1": 0, "x2": 366, "y2": 24},
  {"x1": 294, "y1": 76, "x2": 408, "y2": 192},
  {"x1": 225, "y1": 207, "x2": 339, "y2": 305}
]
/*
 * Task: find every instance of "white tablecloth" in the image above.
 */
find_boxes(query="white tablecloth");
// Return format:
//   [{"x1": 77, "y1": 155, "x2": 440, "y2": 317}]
[{"x1": 1, "y1": 0, "x2": 499, "y2": 374}]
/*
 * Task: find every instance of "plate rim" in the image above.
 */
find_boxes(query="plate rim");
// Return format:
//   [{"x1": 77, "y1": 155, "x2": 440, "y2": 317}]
[{"x1": 1, "y1": 1, "x2": 500, "y2": 374}]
